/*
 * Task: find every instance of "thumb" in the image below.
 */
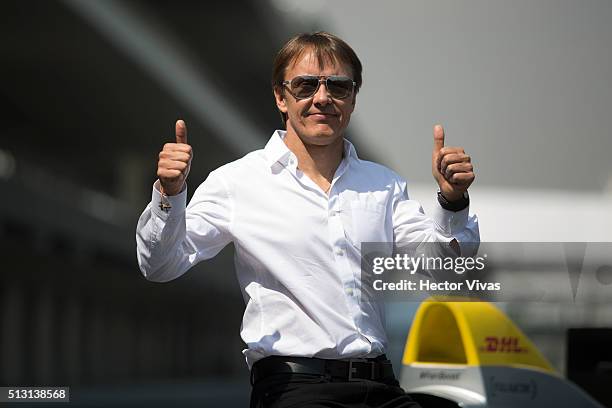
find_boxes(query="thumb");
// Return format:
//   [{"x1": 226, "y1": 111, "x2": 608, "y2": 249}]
[
  {"x1": 433, "y1": 124, "x2": 445, "y2": 153},
  {"x1": 175, "y1": 119, "x2": 187, "y2": 144}
]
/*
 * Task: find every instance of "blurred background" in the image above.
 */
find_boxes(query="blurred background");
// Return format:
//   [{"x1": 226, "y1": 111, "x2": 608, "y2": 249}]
[{"x1": 1, "y1": 0, "x2": 611, "y2": 406}]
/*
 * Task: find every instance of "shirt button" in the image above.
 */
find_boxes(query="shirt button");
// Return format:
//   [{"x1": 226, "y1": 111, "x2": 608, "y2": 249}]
[{"x1": 335, "y1": 248, "x2": 344, "y2": 256}]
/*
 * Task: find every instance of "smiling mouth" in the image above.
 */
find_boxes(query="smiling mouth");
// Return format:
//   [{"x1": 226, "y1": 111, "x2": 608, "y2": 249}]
[{"x1": 307, "y1": 112, "x2": 338, "y2": 119}]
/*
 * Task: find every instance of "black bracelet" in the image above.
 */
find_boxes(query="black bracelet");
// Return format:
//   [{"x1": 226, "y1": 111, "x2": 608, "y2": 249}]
[{"x1": 437, "y1": 191, "x2": 470, "y2": 212}]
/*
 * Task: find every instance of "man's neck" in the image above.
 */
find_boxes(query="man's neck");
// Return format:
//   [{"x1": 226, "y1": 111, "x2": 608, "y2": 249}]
[{"x1": 283, "y1": 130, "x2": 344, "y2": 192}]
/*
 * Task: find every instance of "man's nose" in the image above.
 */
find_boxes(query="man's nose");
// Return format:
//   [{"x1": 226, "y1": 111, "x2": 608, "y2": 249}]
[{"x1": 312, "y1": 80, "x2": 332, "y2": 105}]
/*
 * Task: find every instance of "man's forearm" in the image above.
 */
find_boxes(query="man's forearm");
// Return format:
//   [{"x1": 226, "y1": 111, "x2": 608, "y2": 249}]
[{"x1": 135, "y1": 185, "x2": 191, "y2": 282}]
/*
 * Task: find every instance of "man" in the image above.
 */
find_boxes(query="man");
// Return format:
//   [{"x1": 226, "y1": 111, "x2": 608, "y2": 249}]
[{"x1": 136, "y1": 32, "x2": 479, "y2": 407}]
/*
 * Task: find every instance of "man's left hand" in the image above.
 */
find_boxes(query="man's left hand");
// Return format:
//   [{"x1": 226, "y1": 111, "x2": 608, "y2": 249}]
[{"x1": 431, "y1": 124, "x2": 475, "y2": 202}]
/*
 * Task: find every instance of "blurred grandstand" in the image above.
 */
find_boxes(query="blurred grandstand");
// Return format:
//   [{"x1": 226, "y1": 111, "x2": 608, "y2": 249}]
[{"x1": 1, "y1": 1, "x2": 611, "y2": 406}]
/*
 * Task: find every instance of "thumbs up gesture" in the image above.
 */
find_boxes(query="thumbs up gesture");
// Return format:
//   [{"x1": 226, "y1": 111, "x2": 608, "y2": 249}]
[
  {"x1": 157, "y1": 120, "x2": 192, "y2": 196},
  {"x1": 431, "y1": 125, "x2": 475, "y2": 202}
]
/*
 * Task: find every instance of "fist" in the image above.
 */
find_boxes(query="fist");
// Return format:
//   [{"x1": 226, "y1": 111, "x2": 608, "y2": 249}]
[
  {"x1": 157, "y1": 119, "x2": 192, "y2": 196},
  {"x1": 431, "y1": 124, "x2": 475, "y2": 202}
]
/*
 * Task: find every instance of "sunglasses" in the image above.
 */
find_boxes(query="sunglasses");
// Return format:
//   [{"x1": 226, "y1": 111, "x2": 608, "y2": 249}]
[{"x1": 282, "y1": 75, "x2": 356, "y2": 100}]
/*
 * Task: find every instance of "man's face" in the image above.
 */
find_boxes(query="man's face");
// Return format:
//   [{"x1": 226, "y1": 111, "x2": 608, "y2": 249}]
[{"x1": 274, "y1": 50, "x2": 356, "y2": 146}]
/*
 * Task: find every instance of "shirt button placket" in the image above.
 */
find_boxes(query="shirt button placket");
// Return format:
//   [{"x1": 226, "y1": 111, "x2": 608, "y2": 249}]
[{"x1": 327, "y1": 196, "x2": 353, "y2": 300}]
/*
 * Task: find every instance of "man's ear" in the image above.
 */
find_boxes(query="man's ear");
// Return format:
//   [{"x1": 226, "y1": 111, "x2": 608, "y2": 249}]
[{"x1": 274, "y1": 87, "x2": 288, "y2": 114}]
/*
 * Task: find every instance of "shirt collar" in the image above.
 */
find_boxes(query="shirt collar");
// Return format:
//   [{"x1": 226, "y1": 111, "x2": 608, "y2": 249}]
[{"x1": 265, "y1": 129, "x2": 359, "y2": 169}]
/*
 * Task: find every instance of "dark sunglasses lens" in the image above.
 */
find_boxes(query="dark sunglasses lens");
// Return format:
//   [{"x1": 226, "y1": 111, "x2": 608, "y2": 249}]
[
  {"x1": 327, "y1": 77, "x2": 353, "y2": 99},
  {"x1": 291, "y1": 77, "x2": 319, "y2": 98}
]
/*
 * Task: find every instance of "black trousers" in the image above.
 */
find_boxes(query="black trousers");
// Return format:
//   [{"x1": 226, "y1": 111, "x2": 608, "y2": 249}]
[{"x1": 250, "y1": 372, "x2": 422, "y2": 408}]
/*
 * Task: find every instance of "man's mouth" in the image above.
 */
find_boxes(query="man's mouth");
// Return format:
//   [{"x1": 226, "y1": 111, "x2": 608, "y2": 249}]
[{"x1": 306, "y1": 112, "x2": 338, "y2": 120}]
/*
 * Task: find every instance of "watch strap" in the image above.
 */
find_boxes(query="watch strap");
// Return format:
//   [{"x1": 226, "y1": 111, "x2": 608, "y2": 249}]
[{"x1": 437, "y1": 191, "x2": 470, "y2": 212}]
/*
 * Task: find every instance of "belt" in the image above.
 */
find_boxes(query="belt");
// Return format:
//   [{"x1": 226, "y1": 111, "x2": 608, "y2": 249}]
[{"x1": 250, "y1": 355, "x2": 395, "y2": 385}]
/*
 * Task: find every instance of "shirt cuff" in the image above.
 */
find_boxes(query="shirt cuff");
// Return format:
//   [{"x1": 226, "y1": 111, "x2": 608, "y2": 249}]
[
  {"x1": 431, "y1": 203, "x2": 470, "y2": 237},
  {"x1": 151, "y1": 180, "x2": 187, "y2": 220}
]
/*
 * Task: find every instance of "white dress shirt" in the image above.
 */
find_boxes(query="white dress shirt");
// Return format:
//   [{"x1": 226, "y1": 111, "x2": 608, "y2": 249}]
[{"x1": 136, "y1": 130, "x2": 480, "y2": 368}]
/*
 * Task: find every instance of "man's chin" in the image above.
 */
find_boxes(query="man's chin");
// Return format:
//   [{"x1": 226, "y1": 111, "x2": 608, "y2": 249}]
[
  {"x1": 303, "y1": 130, "x2": 343, "y2": 146},
  {"x1": 288, "y1": 123, "x2": 345, "y2": 146},
  {"x1": 313, "y1": 123, "x2": 344, "y2": 137}
]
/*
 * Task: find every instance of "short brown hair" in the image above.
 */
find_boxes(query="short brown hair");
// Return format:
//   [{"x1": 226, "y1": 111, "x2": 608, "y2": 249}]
[{"x1": 272, "y1": 32, "x2": 363, "y2": 123}]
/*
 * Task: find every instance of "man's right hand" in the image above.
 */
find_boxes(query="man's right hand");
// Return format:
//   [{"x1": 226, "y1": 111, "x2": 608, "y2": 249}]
[{"x1": 157, "y1": 119, "x2": 192, "y2": 196}]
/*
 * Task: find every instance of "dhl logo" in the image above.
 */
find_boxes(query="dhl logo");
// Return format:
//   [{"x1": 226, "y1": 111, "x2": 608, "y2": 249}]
[{"x1": 480, "y1": 336, "x2": 528, "y2": 353}]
